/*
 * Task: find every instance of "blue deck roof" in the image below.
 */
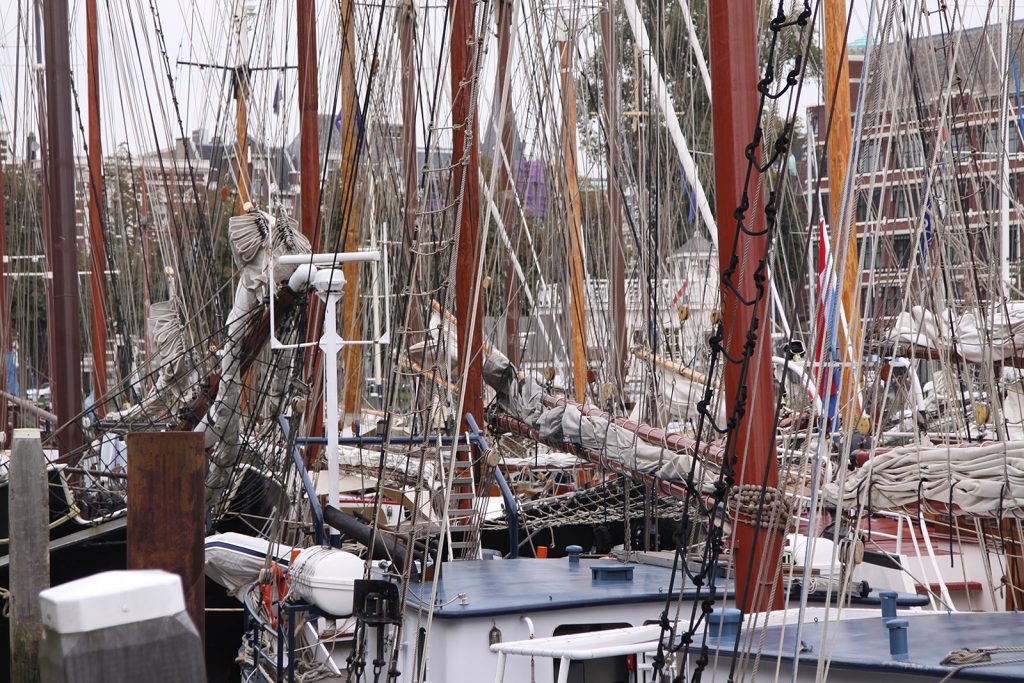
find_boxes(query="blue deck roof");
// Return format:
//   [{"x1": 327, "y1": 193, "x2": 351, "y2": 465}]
[
  {"x1": 407, "y1": 558, "x2": 730, "y2": 619},
  {"x1": 703, "y1": 611, "x2": 1024, "y2": 680}
]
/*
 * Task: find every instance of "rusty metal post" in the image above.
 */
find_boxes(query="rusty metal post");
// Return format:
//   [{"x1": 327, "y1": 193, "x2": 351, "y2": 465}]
[
  {"x1": 708, "y1": 0, "x2": 784, "y2": 613},
  {"x1": 127, "y1": 432, "x2": 205, "y2": 640}
]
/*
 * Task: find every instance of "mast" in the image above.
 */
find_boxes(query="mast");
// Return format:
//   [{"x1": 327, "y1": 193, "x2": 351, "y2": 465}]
[
  {"x1": 823, "y1": 0, "x2": 860, "y2": 420},
  {"x1": 708, "y1": 0, "x2": 783, "y2": 613},
  {"x1": 339, "y1": 0, "x2": 364, "y2": 427},
  {"x1": 0, "y1": 136, "x2": 7, "y2": 431},
  {"x1": 297, "y1": 0, "x2": 321, "y2": 248},
  {"x1": 601, "y1": 0, "x2": 626, "y2": 404},
  {"x1": 1000, "y1": 0, "x2": 1012, "y2": 294},
  {"x1": 496, "y1": 0, "x2": 519, "y2": 366},
  {"x1": 451, "y1": 0, "x2": 483, "y2": 427},
  {"x1": 400, "y1": 0, "x2": 423, "y2": 337},
  {"x1": 42, "y1": 0, "x2": 84, "y2": 453},
  {"x1": 558, "y1": 30, "x2": 588, "y2": 402},
  {"x1": 234, "y1": 7, "x2": 252, "y2": 213},
  {"x1": 86, "y1": 0, "x2": 108, "y2": 414}
]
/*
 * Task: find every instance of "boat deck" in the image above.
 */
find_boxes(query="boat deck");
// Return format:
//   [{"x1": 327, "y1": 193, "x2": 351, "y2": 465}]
[
  {"x1": 706, "y1": 611, "x2": 1024, "y2": 680},
  {"x1": 406, "y1": 558, "x2": 730, "y2": 618}
]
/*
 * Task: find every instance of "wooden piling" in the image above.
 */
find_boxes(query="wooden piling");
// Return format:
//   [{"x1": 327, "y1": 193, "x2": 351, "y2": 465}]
[
  {"x1": 126, "y1": 431, "x2": 205, "y2": 640},
  {"x1": 9, "y1": 428, "x2": 50, "y2": 683}
]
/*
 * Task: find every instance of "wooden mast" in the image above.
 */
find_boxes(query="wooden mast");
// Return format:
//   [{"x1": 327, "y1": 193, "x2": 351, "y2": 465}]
[
  {"x1": 297, "y1": 0, "x2": 321, "y2": 249},
  {"x1": 339, "y1": 0, "x2": 364, "y2": 427},
  {"x1": 559, "y1": 34, "x2": 588, "y2": 402},
  {"x1": 823, "y1": 0, "x2": 859, "y2": 421},
  {"x1": 42, "y1": 0, "x2": 85, "y2": 453},
  {"x1": 496, "y1": 0, "x2": 519, "y2": 366},
  {"x1": 708, "y1": 0, "x2": 783, "y2": 613},
  {"x1": 601, "y1": 0, "x2": 626, "y2": 405},
  {"x1": 451, "y1": 0, "x2": 483, "y2": 427},
  {"x1": 86, "y1": 0, "x2": 108, "y2": 415},
  {"x1": 234, "y1": 8, "x2": 252, "y2": 213}
]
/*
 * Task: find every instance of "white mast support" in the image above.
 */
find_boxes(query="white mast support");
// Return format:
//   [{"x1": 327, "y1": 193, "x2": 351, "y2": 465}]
[
  {"x1": 621, "y1": 0, "x2": 791, "y2": 338},
  {"x1": 318, "y1": 271, "x2": 345, "y2": 540},
  {"x1": 676, "y1": 0, "x2": 712, "y2": 100},
  {"x1": 1000, "y1": 0, "x2": 1012, "y2": 295},
  {"x1": 268, "y1": 249, "x2": 388, "y2": 351}
]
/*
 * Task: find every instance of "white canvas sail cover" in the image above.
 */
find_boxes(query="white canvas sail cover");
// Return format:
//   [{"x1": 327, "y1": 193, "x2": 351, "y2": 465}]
[{"x1": 888, "y1": 303, "x2": 1024, "y2": 364}]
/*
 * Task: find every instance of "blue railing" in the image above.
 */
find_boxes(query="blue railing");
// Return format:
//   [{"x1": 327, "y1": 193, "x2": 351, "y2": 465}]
[
  {"x1": 278, "y1": 415, "x2": 324, "y2": 545},
  {"x1": 292, "y1": 413, "x2": 520, "y2": 558}
]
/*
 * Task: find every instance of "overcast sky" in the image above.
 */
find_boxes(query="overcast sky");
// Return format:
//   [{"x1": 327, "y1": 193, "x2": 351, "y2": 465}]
[{"x1": 0, "y1": 0, "x2": 1020, "y2": 163}]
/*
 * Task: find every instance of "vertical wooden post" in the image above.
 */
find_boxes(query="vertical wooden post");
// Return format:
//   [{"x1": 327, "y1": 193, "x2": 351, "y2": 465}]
[
  {"x1": 9, "y1": 428, "x2": 50, "y2": 683},
  {"x1": 42, "y1": 0, "x2": 84, "y2": 454},
  {"x1": 823, "y1": 0, "x2": 860, "y2": 420},
  {"x1": 559, "y1": 38, "x2": 588, "y2": 403},
  {"x1": 339, "y1": 0, "x2": 364, "y2": 427},
  {"x1": 127, "y1": 432, "x2": 205, "y2": 640},
  {"x1": 708, "y1": 0, "x2": 784, "y2": 613},
  {"x1": 601, "y1": 0, "x2": 626, "y2": 404},
  {"x1": 86, "y1": 0, "x2": 108, "y2": 414},
  {"x1": 450, "y1": 0, "x2": 483, "y2": 427}
]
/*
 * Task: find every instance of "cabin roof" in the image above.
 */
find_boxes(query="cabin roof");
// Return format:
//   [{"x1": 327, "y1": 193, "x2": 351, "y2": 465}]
[
  {"x1": 697, "y1": 610, "x2": 1024, "y2": 680},
  {"x1": 406, "y1": 557, "x2": 727, "y2": 618}
]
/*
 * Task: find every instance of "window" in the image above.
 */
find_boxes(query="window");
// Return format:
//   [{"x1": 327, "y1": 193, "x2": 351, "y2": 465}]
[
  {"x1": 952, "y1": 128, "x2": 969, "y2": 156},
  {"x1": 892, "y1": 234, "x2": 912, "y2": 268},
  {"x1": 552, "y1": 624, "x2": 632, "y2": 683},
  {"x1": 901, "y1": 135, "x2": 924, "y2": 168},
  {"x1": 859, "y1": 140, "x2": 882, "y2": 173}
]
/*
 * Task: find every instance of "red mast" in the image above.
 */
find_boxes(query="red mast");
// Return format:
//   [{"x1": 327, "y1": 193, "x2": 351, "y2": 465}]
[
  {"x1": 86, "y1": 0, "x2": 109, "y2": 415},
  {"x1": 296, "y1": 0, "x2": 321, "y2": 249},
  {"x1": 450, "y1": 0, "x2": 483, "y2": 427},
  {"x1": 708, "y1": 0, "x2": 784, "y2": 613},
  {"x1": 42, "y1": 0, "x2": 85, "y2": 453}
]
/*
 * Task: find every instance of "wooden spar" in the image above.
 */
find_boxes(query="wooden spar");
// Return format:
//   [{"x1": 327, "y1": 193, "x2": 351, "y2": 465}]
[
  {"x1": 400, "y1": 0, "x2": 423, "y2": 337},
  {"x1": 559, "y1": 37, "x2": 588, "y2": 403},
  {"x1": 86, "y1": 0, "x2": 108, "y2": 415},
  {"x1": 339, "y1": 0, "x2": 364, "y2": 426},
  {"x1": 601, "y1": 1, "x2": 627, "y2": 404},
  {"x1": 42, "y1": 0, "x2": 85, "y2": 454},
  {"x1": 496, "y1": 0, "x2": 519, "y2": 366},
  {"x1": 823, "y1": 0, "x2": 860, "y2": 420},
  {"x1": 708, "y1": 0, "x2": 784, "y2": 613},
  {"x1": 631, "y1": 346, "x2": 717, "y2": 387},
  {"x1": 450, "y1": 0, "x2": 484, "y2": 428}
]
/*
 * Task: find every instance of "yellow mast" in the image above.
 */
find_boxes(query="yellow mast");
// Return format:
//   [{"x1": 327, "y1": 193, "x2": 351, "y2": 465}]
[
  {"x1": 823, "y1": 0, "x2": 861, "y2": 421},
  {"x1": 559, "y1": 38, "x2": 588, "y2": 402},
  {"x1": 339, "y1": 0, "x2": 364, "y2": 426}
]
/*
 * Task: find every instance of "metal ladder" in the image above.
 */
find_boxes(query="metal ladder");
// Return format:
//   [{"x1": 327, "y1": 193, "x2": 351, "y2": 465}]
[{"x1": 443, "y1": 438, "x2": 481, "y2": 560}]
